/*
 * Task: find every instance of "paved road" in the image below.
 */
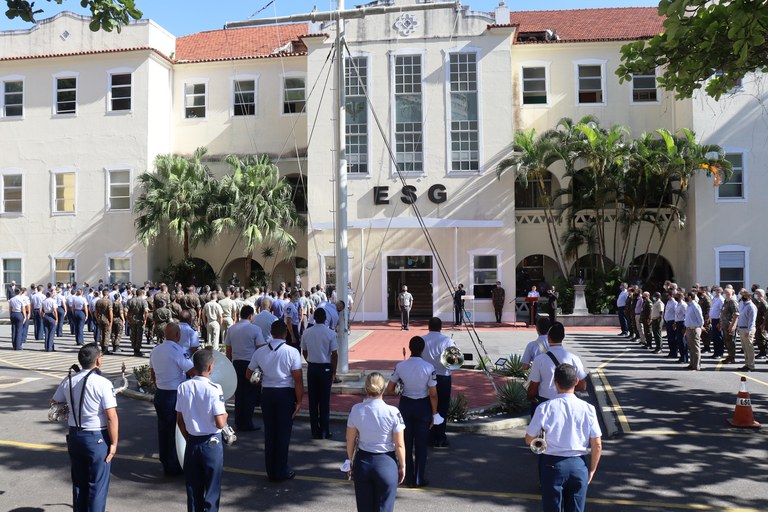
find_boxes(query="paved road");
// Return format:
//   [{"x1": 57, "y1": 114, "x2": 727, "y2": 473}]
[{"x1": 0, "y1": 325, "x2": 766, "y2": 511}]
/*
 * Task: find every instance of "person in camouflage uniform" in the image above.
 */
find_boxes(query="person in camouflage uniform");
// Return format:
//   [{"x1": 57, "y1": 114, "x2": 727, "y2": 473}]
[
  {"x1": 697, "y1": 287, "x2": 712, "y2": 353},
  {"x1": 127, "y1": 288, "x2": 149, "y2": 356},
  {"x1": 144, "y1": 291, "x2": 155, "y2": 345},
  {"x1": 111, "y1": 294, "x2": 125, "y2": 352},
  {"x1": 169, "y1": 291, "x2": 183, "y2": 321},
  {"x1": 153, "y1": 298, "x2": 173, "y2": 344},
  {"x1": 94, "y1": 289, "x2": 113, "y2": 354},
  {"x1": 720, "y1": 287, "x2": 739, "y2": 364},
  {"x1": 754, "y1": 289, "x2": 768, "y2": 359},
  {"x1": 640, "y1": 291, "x2": 652, "y2": 349},
  {"x1": 181, "y1": 285, "x2": 202, "y2": 330}
]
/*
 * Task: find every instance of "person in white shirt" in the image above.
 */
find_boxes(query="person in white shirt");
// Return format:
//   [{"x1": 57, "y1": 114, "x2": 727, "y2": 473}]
[
  {"x1": 616, "y1": 283, "x2": 629, "y2": 336},
  {"x1": 301, "y1": 308, "x2": 339, "y2": 439},
  {"x1": 683, "y1": 292, "x2": 704, "y2": 371},
  {"x1": 674, "y1": 291, "x2": 688, "y2": 363},
  {"x1": 650, "y1": 292, "x2": 665, "y2": 353},
  {"x1": 420, "y1": 317, "x2": 457, "y2": 448},
  {"x1": 528, "y1": 322, "x2": 588, "y2": 404},
  {"x1": 709, "y1": 287, "x2": 724, "y2": 358}
]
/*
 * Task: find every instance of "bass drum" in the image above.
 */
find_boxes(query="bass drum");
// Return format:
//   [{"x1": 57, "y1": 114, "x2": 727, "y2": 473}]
[{"x1": 175, "y1": 349, "x2": 238, "y2": 468}]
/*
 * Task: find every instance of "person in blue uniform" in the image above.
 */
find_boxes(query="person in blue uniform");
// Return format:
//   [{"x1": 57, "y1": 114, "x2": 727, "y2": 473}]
[
  {"x1": 224, "y1": 304, "x2": 265, "y2": 431},
  {"x1": 55, "y1": 286, "x2": 67, "y2": 337},
  {"x1": 150, "y1": 322, "x2": 194, "y2": 476},
  {"x1": 385, "y1": 336, "x2": 438, "y2": 488},
  {"x1": 284, "y1": 291, "x2": 302, "y2": 349},
  {"x1": 246, "y1": 320, "x2": 303, "y2": 482},
  {"x1": 41, "y1": 291, "x2": 58, "y2": 352},
  {"x1": 8, "y1": 288, "x2": 27, "y2": 350},
  {"x1": 420, "y1": 317, "x2": 456, "y2": 448},
  {"x1": 51, "y1": 343, "x2": 119, "y2": 512},
  {"x1": 72, "y1": 289, "x2": 89, "y2": 346},
  {"x1": 525, "y1": 364, "x2": 602, "y2": 512},
  {"x1": 301, "y1": 308, "x2": 338, "y2": 439},
  {"x1": 176, "y1": 349, "x2": 228, "y2": 512},
  {"x1": 346, "y1": 372, "x2": 406, "y2": 512}
]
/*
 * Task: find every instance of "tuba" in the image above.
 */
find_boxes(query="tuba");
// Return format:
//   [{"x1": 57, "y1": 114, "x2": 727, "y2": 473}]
[
  {"x1": 530, "y1": 429, "x2": 547, "y2": 454},
  {"x1": 440, "y1": 346, "x2": 464, "y2": 371}
]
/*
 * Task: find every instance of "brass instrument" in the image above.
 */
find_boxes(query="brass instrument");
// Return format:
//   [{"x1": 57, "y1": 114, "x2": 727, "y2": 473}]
[
  {"x1": 440, "y1": 346, "x2": 464, "y2": 371},
  {"x1": 530, "y1": 429, "x2": 547, "y2": 454}
]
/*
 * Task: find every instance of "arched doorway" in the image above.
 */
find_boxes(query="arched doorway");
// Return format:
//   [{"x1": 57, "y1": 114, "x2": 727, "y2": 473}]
[
  {"x1": 221, "y1": 258, "x2": 265, "y2": 288},
  {"x1": 516, "y1": 254, "x2": 561, "y2": 296},
  {"x1": 628, "y1": 254, "x2": 674, "y2": 293},
  {"x1": 569, "y1": 255, "x2": 615, "y2": 283}
]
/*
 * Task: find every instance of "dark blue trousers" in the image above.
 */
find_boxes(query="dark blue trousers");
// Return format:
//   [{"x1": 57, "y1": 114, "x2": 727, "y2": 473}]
[
  {"x1": 307, "y1": 362, "x2": 332, "y2": 438},
  {"x1": 539, "y1": 454, "x2": 589, "y2": 512},
  {"x1": 57, "y1": 306, "x2": 66, "y2": 336},
  {"x1": 184, "y1": 433, "x2": 223, "y2": 512},
  {"x1": 154, "y1": 389, "x2": 183, "y2": 475},
  {"x1": 232, "y1": 359, "x2": 261, "y2": 430},
  {"x1": 665, "y1": 320, "x2": 677, "y2": 356},
  {"x1": 353, "y1": 450, "x2": 398, "y2": 512},
  {"x1": 43, "y1": 313, "x2": 56, "y2": 352},
  {"x1": 399, "y1": 396, "x2": 430, "y2": 486},
  {"x1": 33, "y1": 309, "x2": 43, "y2": 340},
  {"x1": 21, "y1": 316, "x2": 29, "y2": 343},
  {"x1": 676, "y1": 321, "x2": 688, "y2": 362},
  {"x1": 67, "y1": 428, "x2": 111, "y2": 512},
  {"x1": 618, "y1": 308, "x2": 628, "y2": 334},
  {"x1": 68, "y1": 307, "x2": 75, "y2": 335},
  {"x1": 454, "y1": 304, "x2": 463, "y2": 325},
  {"x1": 431, "y1": 375, "x2": 451, "y2": 446},
  {"x1": 711, "y1": 319, "x2": 723, "y2": 356},
  {"x1": 261, "y1": 387, "x2": 295, "y2": 480},
  {"x1": 10, "y1": 312, "x2": 24, "y2": 350},
  {"x1": 73, "y1": 310, "x2": 86, "y2": 345}
]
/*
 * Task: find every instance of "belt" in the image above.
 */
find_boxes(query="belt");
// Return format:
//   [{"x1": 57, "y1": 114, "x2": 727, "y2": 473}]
[
  {"x1": 540, "y1": 453, "x2": 586, "y2": 461},
  {"x1": 308, "y1": 361, "x2": 331, "y2": 366},
  {"x1": 358, "y1": 449, "x2": 395, "y2": 457},
  {"x1": 69, "y1": 426, "x2": 107, "y2": 432}
]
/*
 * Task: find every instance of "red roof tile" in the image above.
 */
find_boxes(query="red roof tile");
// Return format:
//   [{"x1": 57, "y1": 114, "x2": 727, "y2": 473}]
[
  {"x1": 511, "y1": 7, "x2": 664, "y2": 43},
  {"x1": 175, "y1": 23, "x2": 309, "y2": 63}
]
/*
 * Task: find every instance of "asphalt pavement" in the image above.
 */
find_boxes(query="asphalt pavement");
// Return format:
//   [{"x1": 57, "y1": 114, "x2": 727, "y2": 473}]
[{"x1": 0, "y1": 322, "x2": 766, "y2": 511}]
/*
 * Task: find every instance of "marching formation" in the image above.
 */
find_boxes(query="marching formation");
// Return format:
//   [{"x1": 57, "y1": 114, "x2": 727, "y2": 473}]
[{"x1": 617, "y1": 281, "x2": 767, "y2": 372}]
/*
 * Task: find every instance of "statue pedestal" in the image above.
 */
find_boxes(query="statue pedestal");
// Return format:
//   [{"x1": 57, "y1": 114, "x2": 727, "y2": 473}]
[{"x1": 573, "y1": 284, "x2": 589, "y2": 315}]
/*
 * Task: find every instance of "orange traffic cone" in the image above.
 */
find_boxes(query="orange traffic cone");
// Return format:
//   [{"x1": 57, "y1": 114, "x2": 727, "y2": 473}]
[{"x1": 727, "y1": 376, "x2": 760, "y2": 428}]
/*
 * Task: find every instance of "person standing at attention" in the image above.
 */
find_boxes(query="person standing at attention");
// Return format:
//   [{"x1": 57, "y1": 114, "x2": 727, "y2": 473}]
[
  {"x1": 420, "y1": 317, "x2": 456, "y2": 448},
  {"x1": 453, "y1": 284, "x2": 466, "y2": 326},
  {"x1": 525, "y1": 364, "x2": 602, "y2": 512},
  {"x1": 51, "y1": 344, "x2": 119, "y2": 511},
  {"x1": 398, "y1": 285, "x2": 413, "y2": 331},
  {"x1": 301, "y1": 308, "x2": 339, "y2": 440},
  {"x1": 224, "y1": 305, "x2": 265, "y2": 431},
  {"x1": 176, "y1": 350, "x2": 228, "y2": 512},
  {"x1": 491, "y1": 281, "x2": 506, "y2": 323}
]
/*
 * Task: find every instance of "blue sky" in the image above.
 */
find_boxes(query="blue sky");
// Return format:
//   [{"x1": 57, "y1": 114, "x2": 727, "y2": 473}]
[{"x1": 0, "y1": 0, "x2": 659, "y2": 36}]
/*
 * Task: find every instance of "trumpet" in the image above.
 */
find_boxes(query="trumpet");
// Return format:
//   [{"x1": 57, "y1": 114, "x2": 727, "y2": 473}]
[{"x1": 530, "y1": 429, "x2": 547, "y2": 454}]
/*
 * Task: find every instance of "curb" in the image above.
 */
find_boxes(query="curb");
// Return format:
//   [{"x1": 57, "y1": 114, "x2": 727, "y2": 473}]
[
  {"x1": 120, "y1": 389, "x2": 529, "y2": 433},
  {"x1": 588, "y1": 371, "x2": 620, "y2": 438}
]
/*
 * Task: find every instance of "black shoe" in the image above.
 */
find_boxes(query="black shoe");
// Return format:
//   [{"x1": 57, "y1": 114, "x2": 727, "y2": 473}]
[
  {"x1": 324, "y1": 432, "x2": 334, "y2": 439},
  {"x1": 416, "y1": 479, "x2": 429, "y2": 488},
  {"x1": 739, "y1": 366, "x2": 753, "y2": 372},
  {"x1": 270, "y1": 470, "x2": 296, "y2": 482},
  {"x1": 333, "y1": 378, "x2": 342, "y2": 384},
  {"x1": 134, "y1": 351, "x2": 143, "y2": 357},
  {"x1": 102, "y1": 349, "x2": 112, "y2": 355},
  {"x1": 435, "y1": 440, "x2": 450, "y2": 448},
  {"x1": 653, "y1": 349, "x2": 661, "y2": 354},
  {"x1": 312, "y1": 434, "x2": 322, "y2": 440},
  {"x1": 677, "y1": 358, "x2": 685, "y2": 363}
]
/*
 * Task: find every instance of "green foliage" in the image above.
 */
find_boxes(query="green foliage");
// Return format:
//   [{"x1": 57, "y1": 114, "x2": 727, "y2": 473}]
[
  {"x1": 447, "y1": 393, "x2": 468, "y2": 422},
  {"x1": 133, "y1": 364, "x2": 156, "y2": 394},
  {"x1": 5, "y1": 0, "x2": 142, "y2": 31},
  {"x1": 497, "y1": 380, "x2": 529, "y2": 415},
  {"x1": 474, "y1": 356, "x2": 491, "y2": 371},
  {"x1": 617, "y1": 1, "x2": 768, "y2": 99},
  {"x1": 496, "y1": 354, "x2": 530, "y2": 380},
  {"x1": 552, "y1": 276, "x2": 574, "y2": 314},
  {"x1": 159, "y1": 258, "x2": 217, "y2": 289}
]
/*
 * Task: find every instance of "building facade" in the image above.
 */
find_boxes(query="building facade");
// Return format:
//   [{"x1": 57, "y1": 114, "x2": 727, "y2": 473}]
[{"x1": 0, "y1": 1, "x2": 762, "y2": 322}]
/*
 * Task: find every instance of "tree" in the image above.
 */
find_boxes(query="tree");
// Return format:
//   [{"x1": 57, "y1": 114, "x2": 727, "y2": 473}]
[
  {"x1": 211, "y1": 154, "x2": 305, "y2": 283},
  {"x1": 617, "y1": 0, "x2": 768, "y2": 100},
  {"x1": 134, "y1": 147, "x2": 215, "y2": 259},
  {"x1": 5, "y1": 0, "x2": 142, "y2": 32}
]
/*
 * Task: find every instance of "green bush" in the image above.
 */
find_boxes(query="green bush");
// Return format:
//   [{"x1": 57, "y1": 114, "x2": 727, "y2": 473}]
[
  {"x1": 133, "y1": 364, "x2": 156, "y2": 394},
  {"x1": 447, "y1": 393, "x2": 468, "y2": 422},
  {"x1": 497, "y1": 380, "x2": 528, "y2": 414},
  {"x1": 159, "y1": 258, "x2": 217, "y2": 289},
  {"x1": 552, "y1": 276, "x2": 574, "y2": 314},
  {"x1": 474, "y1": 356, "x2": 491, "y2": 371},
  {"x1": 496, "y1": 354, "x2": 530, "y2": 379}
]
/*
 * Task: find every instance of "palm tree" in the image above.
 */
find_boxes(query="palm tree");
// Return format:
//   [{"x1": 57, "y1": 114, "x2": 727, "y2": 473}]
[
  {"x1": 496, "y1": 129, "x2": 569, "y2": 278},
  {"x1": 134, "y1": 147, "x2": 215, "y2": 259},
  {"x1": 212, "y1": 154, "x2": 305, "y2": 283}
]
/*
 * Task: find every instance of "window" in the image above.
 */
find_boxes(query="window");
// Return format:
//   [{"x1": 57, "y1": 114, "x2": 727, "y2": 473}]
[
  {"x1": 54, "y1": 258, "x2": 76, "y2": 284},
  {"x1": 515, "y1": 174, "x2": 552, "y2": 209},
  {"x1": 283, "y1": 76, "x2": 306, "y2": 114},
  {"x1": 2, "y1": 80, "x2": 23, "y2": 117},
  {"x1": 522, "y1": 67, "x2": 547, "y2": 105},
  {"x1": 107, "y1": 169, "x2": 131, "y2": 210},
  {"x1": 56, "y1": 76, "x2": 77, "y2": 114},
  {"x1": 346, "y1": 57, "x2": 369, "y2": 174},
  {"x1": 394, "y1": 54, "x2": 423, "y2": 173},
  {"x1": 109, "y1": 73, "x2": 132, "y2": 111},
  {"x1": 577, "y1": 64, "x2": 603, "y2": 104},
  {"x1": 233, "y1": 79, "x2": 256, "y2": 116},
  {"x1": 52, "y1": 170, "x2": 76, "y2": 214},
  {"x1": 2, "y1": 258, "x2": 21, "y2": 291},
  {"x1": 718, "y1": 153, "x2": 744, "y2": 200},
  {"x1": 632, "y1": 71, "x2": 657, "y2": 102},
  {"x1": 108, "y1": 257, "x2": 130, "y2": 284},
  {"x1": 473, "y1": 255, "x2": 498, "y2": 299},
  {"x1": 718, "y1": 250, "x2": 745, "y2": 290},
  {"x1": 324, "y1": 256, "x2": 336, "y2": 288},
  {"x1": 449, "y1": 53, "x2": 479, "y2": 172},
  {"x1": 184, "y1": 83, "x2": 206, "y2": 118},
  {"x1": 1, "y1": 172, "x2": 22, "y2": 213}
]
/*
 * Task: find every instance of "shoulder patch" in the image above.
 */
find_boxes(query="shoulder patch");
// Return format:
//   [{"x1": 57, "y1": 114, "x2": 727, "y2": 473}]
[{"x1": 219, "y1": 394, "x2": 225, "y2": 402}]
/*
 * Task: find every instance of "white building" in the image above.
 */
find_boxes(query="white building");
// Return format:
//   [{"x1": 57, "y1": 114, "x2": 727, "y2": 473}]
[{"x1": 0, "y1": 1, "x2": 762, "y2": 322}]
